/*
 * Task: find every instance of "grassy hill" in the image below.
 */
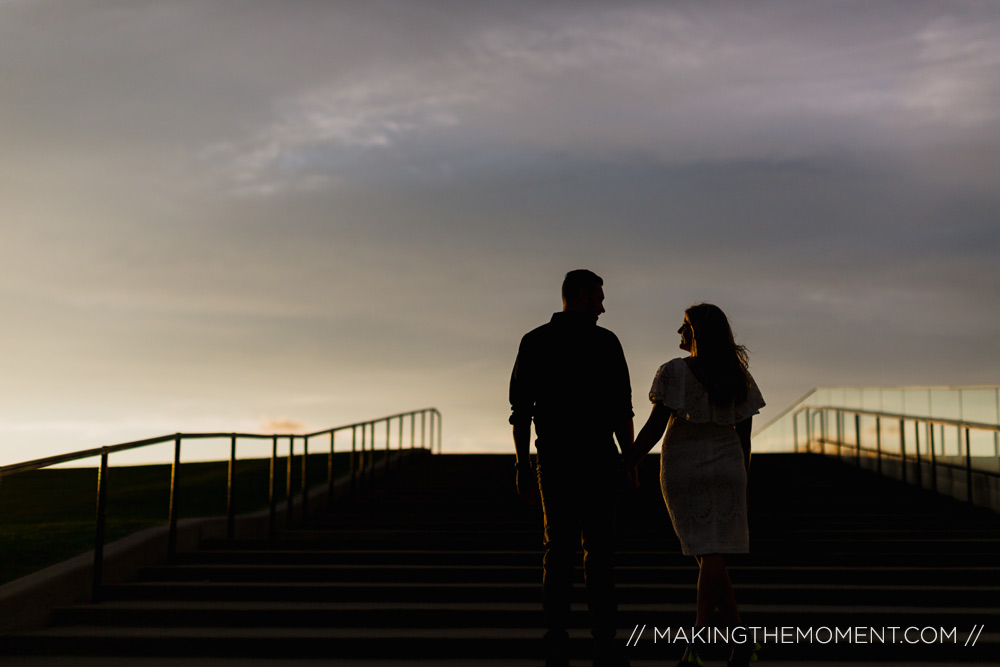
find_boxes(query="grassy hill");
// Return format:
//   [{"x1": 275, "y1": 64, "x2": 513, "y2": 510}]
[{"x1": 0, "y1": 451, "x2": 370, "y2": 584}]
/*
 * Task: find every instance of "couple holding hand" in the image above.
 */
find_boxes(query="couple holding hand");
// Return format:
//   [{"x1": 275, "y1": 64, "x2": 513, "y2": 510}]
[{"x1": 510, "y1": 269, "x2": 765, "y2": 667}]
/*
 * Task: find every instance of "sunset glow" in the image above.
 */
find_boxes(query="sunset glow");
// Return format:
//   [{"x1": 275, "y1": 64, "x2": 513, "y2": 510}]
[{"x1": 2, "y1": 1, "x2": 999, "y2": 465}]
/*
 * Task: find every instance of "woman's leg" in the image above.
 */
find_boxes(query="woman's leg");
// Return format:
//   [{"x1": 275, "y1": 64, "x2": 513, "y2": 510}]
[
  {"x1": 714, "y1": 558, "x2": 741, "y2": 627},
  {"x1": 695, "y1": 554, "x2": 741, "y2": 627}
]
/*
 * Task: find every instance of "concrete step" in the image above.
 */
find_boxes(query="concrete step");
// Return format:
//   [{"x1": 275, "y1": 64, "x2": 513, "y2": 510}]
[
  {"x1": 184, "y1": 544, "x2": 1000, "y2": 569},
  {"x1": 49, "y1": 600, "x2": 1000, "y2": 629},
  {"x1": 178, "y1": 546, "x2": 1000, "y2": 568},
  {"x1": 270, "y1": 526, "x2": 1000, "y2": 542},
  {"x1": 97, "y1": 580, "x2": 1000, "y2": 607},
  {"x1": 3, "y1": 453, "x2": 999, "y2": 665},
  {"x1": 4, "y1": 624, "x2": 996, "y2": 662},
  {"x1": 134, "y1": 563, "x2": 1000, "y2": 586}
]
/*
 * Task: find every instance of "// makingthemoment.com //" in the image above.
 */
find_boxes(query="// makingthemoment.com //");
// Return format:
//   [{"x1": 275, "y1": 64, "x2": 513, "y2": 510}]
[{"x1": 626, "y1": 624, "x2": 985, "y2": 647}]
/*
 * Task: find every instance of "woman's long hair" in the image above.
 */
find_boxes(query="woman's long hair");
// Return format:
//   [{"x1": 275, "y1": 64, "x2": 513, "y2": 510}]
[{"x1": 686, "y1": 303, "x2": 750, "y2": 406}]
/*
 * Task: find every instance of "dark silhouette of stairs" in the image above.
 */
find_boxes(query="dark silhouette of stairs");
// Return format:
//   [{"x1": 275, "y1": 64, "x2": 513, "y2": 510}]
[{"x1": 2, "y1": 452, "x2": 998, "y2": 665}]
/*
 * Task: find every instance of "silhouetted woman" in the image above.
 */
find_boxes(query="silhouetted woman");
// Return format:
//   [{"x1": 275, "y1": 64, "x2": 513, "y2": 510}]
[{"x1": 624, "y1": 303, "x2": 764, "y2": 667}]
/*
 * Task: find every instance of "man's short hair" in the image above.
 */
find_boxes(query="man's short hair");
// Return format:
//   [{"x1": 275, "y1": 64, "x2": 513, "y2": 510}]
[{"x1": 562, "y1": 269, "x2": 603, "y2": 302}]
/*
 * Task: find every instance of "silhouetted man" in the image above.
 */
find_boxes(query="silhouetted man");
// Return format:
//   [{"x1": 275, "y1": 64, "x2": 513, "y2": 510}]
[{"x1": 509, "y1": 269, "x2": 634, "y2": 667}]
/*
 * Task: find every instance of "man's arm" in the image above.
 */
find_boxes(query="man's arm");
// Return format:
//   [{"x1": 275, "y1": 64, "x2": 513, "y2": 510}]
[
  {"x1": 610, "y1": 333, "x2": 636, "y2": 484},
  {"x1": 509, "y1": 339, "x2": 538, "y2": 504},
  {"x1": 615, "y1": 416, "x2": 638, "y2": 488},
  {"x1": 614, "y1": 417, "x2": 634, "y2": 458},
  {"x1": 512, "y1": 421, "x2": 538, "y2": 505}
]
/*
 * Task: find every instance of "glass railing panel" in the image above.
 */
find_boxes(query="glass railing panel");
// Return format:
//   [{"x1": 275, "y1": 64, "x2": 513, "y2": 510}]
[
  {"x1": 817, "y1": 388, "x2": 836, "y2": 407},
  {"x1": 904, "y1": 388, "x2": 932, "y2": 419},
  {"x1": 858, "y1": 414, "x2": 874, "y2": 455},
  {"x1": 823, "y1": 388, "x2": 840, "y2": 409},
  {"x1": 882, "y1": 390, "x2": 904, "y2": 417},
  {"x1": 903, "y1": 419, "x2": 926, "y2": 459},
  {"x1": 930, "y1": 389, "x2": 961, "y2": 422},
  {"x1": 821, "y1": 410, "x2": 834, "y2": 453},
  {"x1": 753, "y1": 385, "x2": 1000, "y2": 453},
  {"x1": 842, "y1": 388, "x2": 863, "y2": 411},
  {"x1": 862, "y1": 388, "x2": 882, "y2": 412},
  {"x1": 946, "y1": 424, "x2": 964, "y2": 457},
  {"x1": 969, "y1": 429, "x2": 999, "y2": 466},
  {"x1": 917, "y1": 422, "x2": 931, "y2": 458},
  {"x1": 845, "y1": 412, "x2": 860, "y2": 453},
  {"x1": 879, "y1": 417, "x2": 902, "y2": 456},
  {"x1": 960, "y1": 387, "x2": 999, "y2": 425}
]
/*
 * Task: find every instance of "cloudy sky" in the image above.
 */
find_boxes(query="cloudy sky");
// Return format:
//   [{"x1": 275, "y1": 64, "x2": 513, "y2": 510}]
[{"x1": 2, "y1": 0, "x2": 999, "y2": 465}]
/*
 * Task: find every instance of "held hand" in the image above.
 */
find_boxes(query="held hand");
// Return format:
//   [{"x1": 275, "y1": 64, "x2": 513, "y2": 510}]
[
  {"x1": 625, "y1": 464, "x2": 640, "y2": 489},
  {"x1": 619, "y1": 454, "x2": 640, "y2": 489},
  {"x1": 516, "y1": 467, "x2": 539, "y2": 505}
]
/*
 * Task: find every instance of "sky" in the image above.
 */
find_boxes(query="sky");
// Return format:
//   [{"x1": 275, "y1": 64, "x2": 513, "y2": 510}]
[{"x1": 2, "y1": 0, "x2": 999, "y2": 466}]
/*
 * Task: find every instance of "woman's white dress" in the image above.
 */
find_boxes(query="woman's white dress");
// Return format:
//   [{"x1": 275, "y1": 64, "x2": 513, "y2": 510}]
[{"x1": 649, "y1": 358, "x2": 765, "y2": 556}]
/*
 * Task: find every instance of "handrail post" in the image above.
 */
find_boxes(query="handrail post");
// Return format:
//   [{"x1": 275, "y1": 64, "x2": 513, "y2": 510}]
[
  {"x1": 167, "y1": 435, "x2": 182, "y2": 563},
  {"x1": 227, "y1": 434, "x2": 237, "y2": 540},
  {"x1": 92, "y1": 449, "x2": 109, "y2": 602},
  {"x1": 359, "y1": 423, "x2": 367, "y2": 489},
  {"x1": 385, "y1": 419, "x2": 391, "y2": 474},
  {"x1": 421, "y1": 412, "x2": 426, "y2": 450},
  {"x1": 269, "y1": 435, "x2": 278, "y2": 539},
  {"x1": 286, "y1": 436, "x2": 295, "y2": 525},
  {"x1": 914, "y1": 421, "x2": 922, "y2": 489},
  {"x1": 793, "y1": 412, "x2": 799, "y2": 453},
  {"x1": 328, "y1": 431, "x2": 335, "y2": 502},
  {"x1": 350, "y1": 425, "x2": 357, "y2": 493},
  {"x1": 805, "y1": 409, "x2": 812, "y2": 453},
  {"x1": 820, "y1": 410, "x2": 827, "y2": 453},
  {"x1": 836, "y1": 410, "x2": 842, "y2": 460},
  {"x1": 965, "y1": 428, "x2": 973, "y2": 504},
  {"x1": 301, "y1": 435, "x2": 309, "y2": 518},
  {"x1": 429, "y1": 413, "x2": 436, "y2": 456},
  {"x1": 410, "y1": 412, "x2": 416, "y2": 457},
  {"x1": 437, "y1": 410, "x2": 443, "y2": 454},
  {"x1": 929, "y1": 423, "x2": 938, "y2": 494},
  {"x1": 854, "y1": 414, "x2": 861, "y2": 468},
  {"x1": 875, "y1": 417, "x2": 882, "y2": 475},
  {"x1": 364, "y1": 421, "x2": 370, "y2": 479},
  {"x1": 369, "y1": 421, "x2": 376, "y2": 479},
  {"x1": 899, "y1": 419, "x2": 907, "y2": 484}
]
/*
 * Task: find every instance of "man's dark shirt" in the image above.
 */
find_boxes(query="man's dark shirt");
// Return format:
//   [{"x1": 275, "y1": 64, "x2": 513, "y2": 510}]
[{"x1": 509, "y1": 311, "x2": 633, "y2": 453}]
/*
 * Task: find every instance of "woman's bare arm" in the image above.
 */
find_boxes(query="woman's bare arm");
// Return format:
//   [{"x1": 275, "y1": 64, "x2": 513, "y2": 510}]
[
  {"x1": 736, "y1": 416, "x2": 752, "y2": 474},
  {"x1": 625, "y1": 403, "x2": 671, "y2": 468}
]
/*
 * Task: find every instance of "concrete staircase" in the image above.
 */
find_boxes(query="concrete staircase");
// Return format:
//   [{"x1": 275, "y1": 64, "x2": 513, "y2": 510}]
[{"x1": 2, "y1": 452, "x2": 998, "y2": 665}]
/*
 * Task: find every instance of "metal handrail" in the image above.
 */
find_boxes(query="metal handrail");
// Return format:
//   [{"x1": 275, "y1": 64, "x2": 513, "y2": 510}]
[
  {"x1": 0, "y1": 407, "x2": 442, "y2": 602},
  {"x1": 796, "y1": 405, "x2": 999, "y2": 434},
  {"x1": 790, "y1": 404, "x2": 999, "y2": 507},
  {"x1": 752, "y1": 387, "x2": 818, "y2": 437}
]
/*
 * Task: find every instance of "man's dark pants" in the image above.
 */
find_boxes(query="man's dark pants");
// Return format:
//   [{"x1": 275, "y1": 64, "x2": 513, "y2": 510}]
[{"x1": 536, "y1": 444, "x2": 619, "y2": 644}]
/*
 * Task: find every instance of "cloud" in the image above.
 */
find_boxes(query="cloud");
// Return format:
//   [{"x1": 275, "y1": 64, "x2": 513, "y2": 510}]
[
  {"x1": 200, "y1": 75, "x2": 471, "y2": 195},
  {"x1": 259, "y1": 417, "x2": 306, "y2": 435},
  {"x1": 902, "y1": 14, "x2": 1000, "y2": 126},
  {"x1": 1, "y1": 1, "x2": 999, "y2": 463},
  {"x1": 182, "y1": 1, "x2": 1000, "y2": 199}
]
